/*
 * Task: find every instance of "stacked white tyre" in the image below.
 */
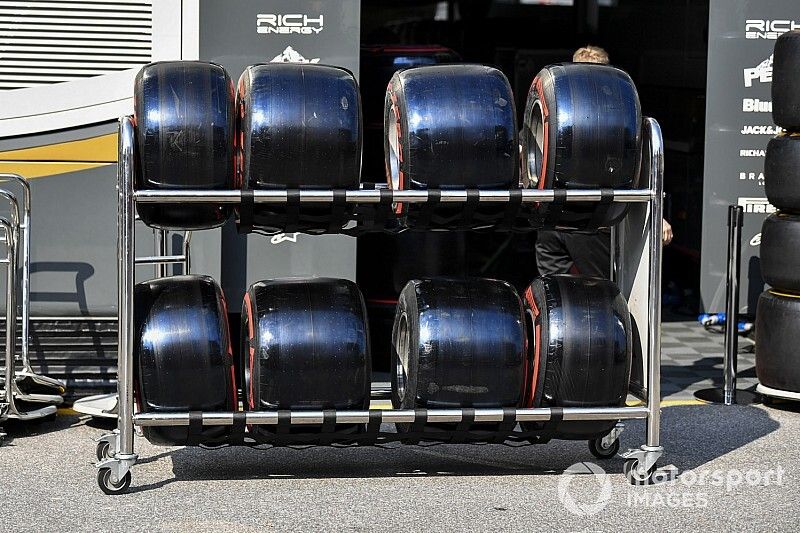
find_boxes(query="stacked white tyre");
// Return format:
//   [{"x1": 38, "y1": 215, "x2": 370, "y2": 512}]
[{"x1": 756, "y1": 31, "x2": 800, "y2": 401}]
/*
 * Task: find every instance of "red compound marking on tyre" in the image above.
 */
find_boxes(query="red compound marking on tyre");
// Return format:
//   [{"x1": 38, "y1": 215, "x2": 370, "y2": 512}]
[
  {"x1": 523, "y1": 285, "x2": 542, "y2": 407},
  {"x1": 534, "y1": 76, "x2": 549, "y2": 190},
  {"x1": 388, "y1": 85, "x2": 405, "y2": 215},
  {"x1": 243, "y1": 291, "x2": 256, "y2": 411},
  {"x1": 218, "y1": 288, "x2": 238, "y2": 411}
]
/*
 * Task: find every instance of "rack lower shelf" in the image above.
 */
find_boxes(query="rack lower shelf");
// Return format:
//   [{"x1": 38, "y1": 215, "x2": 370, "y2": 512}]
[{"x1": 134, "y1": 406, "x2": 649, "y2": 426}]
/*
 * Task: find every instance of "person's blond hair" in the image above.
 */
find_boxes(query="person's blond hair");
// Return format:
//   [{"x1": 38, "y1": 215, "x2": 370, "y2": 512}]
[{"x1": 573, "y1": 45, "x2": 609, "y2": 65}]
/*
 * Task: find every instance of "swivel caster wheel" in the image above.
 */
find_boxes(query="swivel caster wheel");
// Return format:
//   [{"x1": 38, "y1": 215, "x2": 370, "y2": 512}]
[
  {"x1": 96, "y1": 440, "x2": 113, "y2": 461},
  {"x1": 589, "y1": 437, "x2": 620, "y2": 459},
  {"x1": 97, "y1": 468, "x2": 131, "y2": 495},
  {"x1": 623, "y1": 458, "x2": 657, "y2": 485}
]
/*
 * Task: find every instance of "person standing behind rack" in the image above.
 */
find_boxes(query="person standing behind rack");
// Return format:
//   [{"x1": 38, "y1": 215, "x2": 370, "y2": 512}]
[{"x1": 534, "y1": 45, "x2": 673, "y2": 278}]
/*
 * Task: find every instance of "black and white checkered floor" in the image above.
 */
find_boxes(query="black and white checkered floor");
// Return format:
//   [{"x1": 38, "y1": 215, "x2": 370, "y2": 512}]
[{"x1": 661, "y1": 321, "x2": 756, "y2": 401}]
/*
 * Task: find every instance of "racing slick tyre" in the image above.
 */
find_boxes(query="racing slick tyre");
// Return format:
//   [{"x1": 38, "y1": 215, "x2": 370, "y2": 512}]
[
  {"x1": 760, "y1": 212, "x2": 800, "y2": 293},
  {"x1": 755, "y1": 290, "x2": 800, "y2": 394},
  {"x1": 522, "y1": 275, "x2": 632, "y2": 439},
  {"x1": 391, "y1": 278, "x2": 526, "y2": 434},
  {"x1": 360, "y1": 45, "x2": 460, "y2": 184},
  {"x1": 236, "y1": 63, "x2": 362, "y2": 234},
  {"x1": 772, "y1": 30, "x2": 800, "y2": 131},
  {"x1": 765, "y1": 134, "x2": 800, "y2": 212},
  {"x1": 385, "y1": 65, "x2": 518, "y2": 229},
  {"x1": 242, "y1": 278, "x2": 371, "y2": 439},
  {"x1": 134, "y1": 61, "x2": 235, "y2": 230},
  {"x1": 521, "y1": 63, "x2": 642, "y2": 230},
  {"x1": 134, "y1": 275, "x2": 237, "y2": 446}
]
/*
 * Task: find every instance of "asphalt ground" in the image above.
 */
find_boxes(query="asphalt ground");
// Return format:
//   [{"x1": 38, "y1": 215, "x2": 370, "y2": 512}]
[{"x1": 1, "y1": 399, "x2": 798, "y2": 532}]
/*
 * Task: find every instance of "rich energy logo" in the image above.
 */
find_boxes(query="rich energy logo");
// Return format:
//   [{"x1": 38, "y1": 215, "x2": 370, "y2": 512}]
[
  {"x1": 740, "y1": 149, "x2": 766, "y2": 157},
  {"x1": 271, "y1": 46, "x2": 320, "y2": 64},
  {"x1": 737, "y1": 197, "x2": 776, "y2": 214},
  {"x1": 746, "y1": 19, "x2": 800, "y2": 39},
  {"x1": 744, "y1": 55, "x2": 772, "y2": 87},
  {"x1": 257, "y1": 14, "x2": 324, "y2": 34},
  {"x1": 743, "y1": 99, "x2": 772, "y2": 113}
]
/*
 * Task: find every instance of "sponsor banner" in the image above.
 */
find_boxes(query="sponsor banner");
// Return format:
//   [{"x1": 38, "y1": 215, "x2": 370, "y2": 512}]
[
  {"x1": 742, "y1": 98, "x2": 772, "y2": 113},
  {"x1": 198, "y1": 0, "x2": 360, "y2": 305},
  {"x1": 743, "y1": 54, "x2": 772, "y2": 87},
  {"x1": 739, "y1": 172, "x2": 765, "y2": 186},
  {"x1": 745, "y1": 19, "x2": 800, "y2": 39},
  {"x1": 737, "y1": 197, "x2": 776, "y2": 214},
  {"x1": 702, "y1": 0, "x2": 796, "y2": 314},
  {"x1": 256, "y1": 14, "x2": 324, "y2": 35}
]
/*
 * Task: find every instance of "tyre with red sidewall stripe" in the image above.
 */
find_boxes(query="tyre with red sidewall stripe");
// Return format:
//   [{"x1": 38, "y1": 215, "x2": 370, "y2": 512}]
[
  {"x1": 241, "y1": 278, "x2": 371, "y2": 438},
  {"x1": 235, "y1": 63, "x2": 362, "y2": 234},
  {"x1": 134, "y1": 275, "x2": 237, "y2": 446},
  {"x1": 521, "y1": 63, "x2": 642, "y2": 230},
  {"x1": 522, "y1": 275, "x2": 632, "y2": 439},
  {"x1": 385, "y1": 65, "x2": 518, "y2": 229},
  {"x1": 134, "y1": 61, "x2": 235, "y2": 230},
  {"x1": 391, "y1": 278, "x2": 526, "y2": 433},
  {"x1": 360, "y1": 45, "x2": 460, "y2": 184}
]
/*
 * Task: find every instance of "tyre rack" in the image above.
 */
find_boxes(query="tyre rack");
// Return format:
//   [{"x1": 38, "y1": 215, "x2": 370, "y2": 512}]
[
  {"x1": 0, "y1": 176, "x2": 59, "y2": 427},
  {"x1": 96, "y1": 115, "x2": 665, "y2": 492}
]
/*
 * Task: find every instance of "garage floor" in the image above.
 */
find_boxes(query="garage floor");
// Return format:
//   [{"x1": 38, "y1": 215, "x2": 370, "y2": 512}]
[
  {"x1": 660, "y1": 321, "x2": 757, "y2": 400},
  {"x1": 1, "y1": 321, "x2": 790, "y2": 531}
]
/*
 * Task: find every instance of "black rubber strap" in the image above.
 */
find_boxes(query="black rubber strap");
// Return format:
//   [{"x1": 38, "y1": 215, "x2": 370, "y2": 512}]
[
  {"x1": 355, "y1": 185, "x2": 376, "y2": 230},
  {"x1": 585, "y1": 188, "x2": 615, "y2": 231},
  {"x1": 186, "y1": 411, "x2": 203, "y2": 446},
  {"x1": 328, "y1": 190, "x2": 348, "y2": 233},
  {"x1": 460, "y1": 188, "x2": 480, "y2": 228},
  {"x1": 415, "y1": 189, "x2": 441, "y2": 229},
  {"x1": 543, "y1": 189, "x2": 567, "y2": 226},
  {"x1": 501, "y1": 407, "x2": 517, "y2": 431},
  {"x1": 451, "y1": 408, "x2": 476, "y2": 444},
  {"x1": 314, "y1": 409, "x2": 338, "y2": 446},
  {"x1": 402, "y1": 408, "x2": 428, "y2": 444},
  {"x1": 321, "y1": 409, "x2": 337, "y2": 434},
  {"x1": 277, "y1": 410, "x2": 292, "y2": 435},
  {"x1": 537, "y1": 406, "x2": 563, "y2": 444},
  {"x1": 229, "y1": 411, "x2": 247, "y2": 445},
  {"x1": 492, "y1": 407, "x2": 518, "y2": 443},
  {"x1": 285, "y1": 189, "x2": 301, "y2": 233},
  {"x1": 373, "y1": 188, "x2": 395, "y2": 229},
  {"x1": 367, "y1": 410, "x2": 382, "y2": 434},
  {"x1": 238, "y1": 188, "x2": 254, "y2": 234},
  {"x1": 502, "y1": 189, "x2": 524, "y2": 230}
]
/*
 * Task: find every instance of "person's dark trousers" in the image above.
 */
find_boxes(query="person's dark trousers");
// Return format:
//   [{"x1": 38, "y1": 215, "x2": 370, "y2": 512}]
[{"x1": 535, "y1": 229, "x2": 612, "y2": 278}]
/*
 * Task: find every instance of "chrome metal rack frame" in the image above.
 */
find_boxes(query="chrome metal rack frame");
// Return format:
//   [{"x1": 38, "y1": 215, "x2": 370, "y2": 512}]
[
  {"x1": 97, "y1": 115, "x2": 664, "y2": 488},
  {"x1": 0, "y1": 174, "x2": 66, "y2": 401},
  {"x1": 0, "y1": 184, "x2": 58, "y2": 423}
]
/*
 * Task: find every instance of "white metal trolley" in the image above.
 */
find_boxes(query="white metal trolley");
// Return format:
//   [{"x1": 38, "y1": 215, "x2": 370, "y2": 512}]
[{"x1": 95, "y1": 114, "x2": 665, "y2": 493}]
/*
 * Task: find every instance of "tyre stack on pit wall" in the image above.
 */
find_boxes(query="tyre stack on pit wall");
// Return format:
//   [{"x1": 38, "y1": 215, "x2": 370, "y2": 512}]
[{"x1": 756, "y1": 31, "x2": 800, "y2": 401}]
